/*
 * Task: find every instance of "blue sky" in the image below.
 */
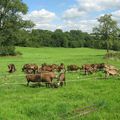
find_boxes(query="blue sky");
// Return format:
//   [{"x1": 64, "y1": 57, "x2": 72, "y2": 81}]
[
  {"x1": 22, "y1": 0, "x2": 120, "y2": 32},
  {"x1": 23, "y1": 0, "x2": 75, "y2": 14}
]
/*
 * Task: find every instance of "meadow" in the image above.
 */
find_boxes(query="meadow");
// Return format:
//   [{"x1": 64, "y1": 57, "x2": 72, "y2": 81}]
[{"x1": 0, "y1": 47, "x2": 120, "y2": 120}]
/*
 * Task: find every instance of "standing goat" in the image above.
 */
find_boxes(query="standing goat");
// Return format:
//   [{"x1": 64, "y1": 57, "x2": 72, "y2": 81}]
[{"x1": 57, "y1": 72, "x2": 66, "y2": 87}]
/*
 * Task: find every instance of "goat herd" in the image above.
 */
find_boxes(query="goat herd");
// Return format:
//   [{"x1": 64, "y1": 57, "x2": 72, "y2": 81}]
[{"x1": 7, "y1": 62, "x2": 119, "y2": 88}]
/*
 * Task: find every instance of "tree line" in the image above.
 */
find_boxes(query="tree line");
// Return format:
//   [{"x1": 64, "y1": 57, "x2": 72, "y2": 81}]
[
  {"x1": 14, "y1": 27, "x2": 120, "y2": 51},
  {"x1": 0, "y1": 0, "x2": 120, "y2": 56}
]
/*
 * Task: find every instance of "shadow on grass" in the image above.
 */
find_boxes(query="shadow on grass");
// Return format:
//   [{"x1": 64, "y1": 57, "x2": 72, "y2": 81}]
[{"x1": 22, "y1": 83, "x2": 45, "y2": 88}]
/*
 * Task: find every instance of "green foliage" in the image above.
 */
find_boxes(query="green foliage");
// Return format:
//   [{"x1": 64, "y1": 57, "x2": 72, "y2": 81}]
[
  {"x1": 15, "y1": 29, "x2": 93, "y2": 48},
  {"x1": 0, "y1": 46, "x2": 22, "y2": 56},
  {"x1": 51, "y1": 29, "x2": 68, "y2": 47},
  {"x1": 0, "y1": 0, "x2": 34, "y2": 55},
  {"x1": 112, "y1": 40, "x2": 120, "y2": 51},
  {"x1": 11, "y1": 28, "x2": 120, "y2": 51},
  {"x1": 0, "y1": 46, "x2": 15, "y2": 56},
  {"x1": 93, "y1": 14, "x2": 120, "y2": 52},
  {"x1": 104, "y1": 52, "x2": 120, "y2": 60}
]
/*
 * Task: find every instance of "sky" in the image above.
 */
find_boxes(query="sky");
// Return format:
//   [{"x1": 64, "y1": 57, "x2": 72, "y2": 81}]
[{"x1": 22, "y1": 0, "x2": 120, "y2": 33}]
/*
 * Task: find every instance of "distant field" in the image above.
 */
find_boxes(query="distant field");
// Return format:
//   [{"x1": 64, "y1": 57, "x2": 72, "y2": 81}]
[{"x1": 0, "y1": 47, "x2": 120, "y2": 120}]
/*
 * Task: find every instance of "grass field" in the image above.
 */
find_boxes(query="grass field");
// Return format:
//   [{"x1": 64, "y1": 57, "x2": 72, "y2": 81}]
[{"x1": 0, "y1": 47, "x2": 120, "y2": 120}]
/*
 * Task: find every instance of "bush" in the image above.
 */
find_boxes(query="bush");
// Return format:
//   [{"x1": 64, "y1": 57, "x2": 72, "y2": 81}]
[
  {"x1": 104, "y1": 52, "x2": 120, "y2": 60},
  {"x1": 112, "y1": 41, "x2": 120, "y2": 51},
  {"x1": 69, "y1": 41, "x2": 80, "y2": 48},
  {"x1": 0, "y1": 46, "x2": 16, "y2": 56},
  {"x1": 15, "y1": 51, "x2": 23, "y2": 56}
]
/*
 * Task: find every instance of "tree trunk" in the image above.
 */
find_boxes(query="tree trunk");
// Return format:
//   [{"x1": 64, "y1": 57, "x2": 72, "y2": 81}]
[{"x1": 106, "y1": 38, "x2": 109, "y2": 54}]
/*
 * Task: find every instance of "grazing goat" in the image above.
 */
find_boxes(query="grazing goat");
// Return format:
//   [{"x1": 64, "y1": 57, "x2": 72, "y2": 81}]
[
  {"x1": 8, "y1": 64, "x2": 16, "y2": 73},
  {"x1": 26, "y1": 74, "x2": 41, "y2": 86},
  {"x1": 67, "y1": 64, "x2": 80, "y2": 72},
  {"x1": 57, "y1": 72, "x2": 66, "y2": 87},
  {"x1": 104, "y1": 65, "x2": 119, "y2": 78},
  {"x1": 26, "y1": 72, "x2": 57, "y2": 87},
  {"x1": 22, "y1": 64, "x2": 38, "y2": 74},
  {"x1": 57, "y1": 63, "x2": 65, "y2": 72}
]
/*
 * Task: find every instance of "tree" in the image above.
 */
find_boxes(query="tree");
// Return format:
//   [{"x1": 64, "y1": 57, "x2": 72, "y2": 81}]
[
  {"x1": 51, "y1": 29, "x2": 68, "y2": 47},
  {"x1": 0, "y1": 0, "x2": 34, "y2": 55},
  {"x1": 93, "y1": 14, "x2": 120, "y2": 53}
]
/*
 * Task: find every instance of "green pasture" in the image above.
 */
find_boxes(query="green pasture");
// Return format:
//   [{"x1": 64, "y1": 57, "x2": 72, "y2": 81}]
[{"x1": 0, "y1": 47, "x2": 120, "y2": 120}]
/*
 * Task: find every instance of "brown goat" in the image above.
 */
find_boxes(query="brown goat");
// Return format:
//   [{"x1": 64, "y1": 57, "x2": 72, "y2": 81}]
[
  {"x1": 26, "y1": 74, "x2": 41, "y2": 86},
  {"x1": 8, "y1": 64, "x2": 16, "y2": 73},
  {"x1": 82, "y1": 64, "x2": 94, "y2": 75},
  {"x1": 50, "y1": 64, "x2": 59, "y2": 71},
  {"x1": 67, "y1": 64, "x2": 80, "y2": 72},
  {"x1": 40, "y1": 63, "x2": 59, "y2": 72},
  {"x1": 41, "y1": 65, "x2": 53, "y2": 72},
  {"x1": 22, "y1": 64, "x2": 38, "y2": 74},
  {"x1": 26, "y1": 72, "x2": 57, "y2": 87},
  {"x1": 57, "y1": 63, "x2": 65, "y2": 72},
  {"x1": 40, "y1": 72, "x2": 57, "y2": 87},
  {"x1": 57, "y1": 72, "x2": 66, "y2": 87},
  {"x1": 81, "y1": 63, "x2": 105, "y2": 75},
  {"x1": 96, "y1": 63, "x2": 105, "y2": 71}
]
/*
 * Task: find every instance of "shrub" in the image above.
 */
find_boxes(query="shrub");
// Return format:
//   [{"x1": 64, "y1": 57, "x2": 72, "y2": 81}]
[
  {"x1": 104, "y1": 52, "x2": 120, "y2": 60},
  {"x1": 0, "y1": 46, "x2": 16, "y2": 56}
]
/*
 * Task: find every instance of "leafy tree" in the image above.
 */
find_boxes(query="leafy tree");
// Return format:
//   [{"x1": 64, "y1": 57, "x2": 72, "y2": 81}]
[
  {"x1": 0, "y1": 0, "x2": 34, "y2": 55},
  {"x1": 14, "y1": 29, "x2": 30, "y2": 47},
  {"x1": 51, "y1": 29, "x2": 68, "y2": 47},
  {"x1": 93, "y1": 14, "x2": 120, "y2": 53}
]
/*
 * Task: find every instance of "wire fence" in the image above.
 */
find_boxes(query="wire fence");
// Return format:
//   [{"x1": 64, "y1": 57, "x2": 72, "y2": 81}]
[
  {"x1": 0, "y1": 75, "x2": 119, "y2": 87},
  {"x1": 0, "y1": 69, "x2": 120, "y2": 88}
]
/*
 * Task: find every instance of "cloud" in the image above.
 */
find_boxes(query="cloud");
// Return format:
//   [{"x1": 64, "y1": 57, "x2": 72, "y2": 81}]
[
  {"x1": 61, "y1": 0, "x2": 120, "y2": 32},
  {"x1": 77, "y1": 0, "x2": 120, "y2": 11},
  {"x1": 33, "y1": 23, "x2": 58, "y2": 31},
  {"x1": 61, "y1": 20, "x2": 98, "y2": 33},
  {"x1": 63, "y1": 0, "x2": 120, "y2": 20},
  {"x1": 22, "y1": 8, "x2": 98, "y2": 32},
  {"x1": 22, "y1": 9, "x2": 57, "y2": 30},
  {"x1": 63, "y1": 7, "x2": 86, "y2": 19},
  {"x1": 112, "y1": 10, "x2": 120, "y2": 24},
  {"x1": 23, "y1": 9, "x2": 56, "y2": 23},
  {"x1": 77, "y1": 0, "x2": 103, "y2": 11}
]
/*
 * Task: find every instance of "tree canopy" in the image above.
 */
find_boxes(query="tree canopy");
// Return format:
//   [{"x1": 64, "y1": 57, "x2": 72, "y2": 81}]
[
  {"x1": 93, "y1": 14, "x2": 120, "y2": 53},
  {"x1": 0, "y1": 0, "x2": 34, "y2": 55}
]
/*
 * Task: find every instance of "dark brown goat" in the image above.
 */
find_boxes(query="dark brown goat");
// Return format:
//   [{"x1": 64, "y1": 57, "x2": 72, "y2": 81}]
[
  {"x1": 22, "y1": 64, "x2": 38, "y2": 74},
  {"x1": 57, "y1": 63, "x2": 65, "y2": 72},
  {"x1": 67, "y1": 64, "x2": 80, "y2": 72},
  {"x1": 96, "y1": 63, "x2": 105, "y2": 71},
  {"x1": 81, "y1": 63, "x2": 105, "y2": 75},
  {"x1": 50, "y1": 64, "x2": 58, "y2": 71},
  {"x1": 8, "y1": 64, "x2": 16, "y2": 73},
  {"x1": 81, "y1": 64, "x2": 94, "y2": 75}
]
